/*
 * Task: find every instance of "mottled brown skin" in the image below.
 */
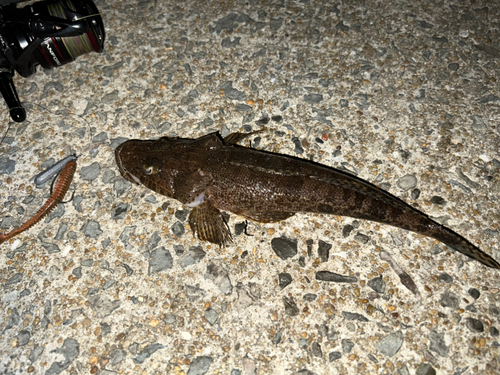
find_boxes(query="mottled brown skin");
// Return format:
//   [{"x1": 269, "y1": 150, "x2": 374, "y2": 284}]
[{"x1": 115, "y1": 131, "x2": 500, "y2": 269}]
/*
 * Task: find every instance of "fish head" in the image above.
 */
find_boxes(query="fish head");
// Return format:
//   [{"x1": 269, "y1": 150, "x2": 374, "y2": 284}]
[{"x1": 115, "y1": 138, "x2": 178, "y2": 198}]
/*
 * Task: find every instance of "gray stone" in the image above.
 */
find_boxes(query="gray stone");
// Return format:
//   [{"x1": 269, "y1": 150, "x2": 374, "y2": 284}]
[
  {"x1": 110, "y1": 349, "x2": 126, "y2": 365},
  {"x1": 220, "y1": 81, "x2": 247, "y2": 101},
  {"x1": 133, "y1": 343, "x2": 164, "y2": 364},
  {"x1": 478, "y1": 94, "x2": 500, "y2": 104},
  {"x1": 375, "y1": 331, "x2": 404, "y2": 357},
  {"x1": 303, "y1": 94, "x2": 323, "y2": 104},
  {"x1": 316, "y1": 271, "x2": 357, "y2": 283},
  {"x1": 0, "y1": 157, "x2": 15, "y2": 175},
  {"x1": 283, "y1": 297, "x2": 299, "y2": 316},
  {"x1": 112, "y1": 203, "x2": 129, "y2": 220},
  {"x1": 367, "y1": 276, "x2": 386, "y2": 293},
  {"x1": 341, "y1": 339, "x2": 354, "y2": 353},
  {"x1": 329, "y1": 351, "x2": 342, "y2": 361},
  {"x1": 354, "y1": 232, "x2": 370, "y2": 244},
  {"x1": 5, "y1": 273, "x2": 22, "y2": 286},
  {"x1": 175, "y1": 210, "x2": 189, "y2": 222},
  {"x1": 342, "y1": 311, "x2": 369, "y2": 322},
  {"x1": 205, "y1": 260, "x2": 232, "y2": 294},
  {"x1": 92, "y1": 131, "x2": 108, "y2": 142},
  {"x1": 430, "y1": 196, "x2": 446, "y2": 206},
  {"x1": 204, "y1": 308, "x2": 218, "y2": 325},
  {"x1": 45, "y1": 338, "x2": 79, "y2": 375},
  {"x1": 83, "y1": 220, "x2": 103, "y2": 238},
  {"x1": 79, "y1": 162, "x2": 101, "y2": 181},
  {"x1": 211, "y1": 13, "x2": 239, "y2": 34},
  {"x1": 148, "y1": 247, "x2": 173, "y2": 274},
  {"x1": 271, "y1": 237, "x2": 297, "y2": 260},
  {"x1": 4, "y1": 308, "x2": 19, "y2": 331},
  {"x1": 416, "y1": 363, "x2": 436, "y2": 375},
  {"x1": 88, "y1": 295, "x2": 121, "y2": 318},
  {"x1": 429, "y1": 330, "x2": 449, "y2": 357},
  {"x1": 278, "y1": 273, "x2": 292, "y2": 289},
  {"x1": 102, "y1": 90, "x2": 119, "y2": 104},
  {"x1": 29, "y1": 345, "x2": 44, "y2": 362},
  {"x1": 17, "y1": 329, "x2": 31, "y2": 346},
  {"x1": 440, "y1": 291, "x2": 459, "y2": 309},
  {"x1": 438, "y1": 273, "x2": 453, "y2": 283},
  {"x1": 397, "y1": 174, "x2": 417, "y2": 190},
  {"x1": 270, "y1": 17, "x2": 284, "y2": 30},
  {"x1": 171, "y1": 221, "x2": 185, "y2": 237},
  {"x1": 187, "y1": 356, "x2": 214, "y2": 375},
  {"x1": 72, "y1": 267, "x2": 82, "y2": 278},
  {"x1": 178, "y1": 246, "x2": 206, "y2": 268},
  {"x1": 311, "y1": 342, "x2": 322, "y2": 358},
  {"x1": 465, "y1": 317, "x2": 484, "y2": 333}
]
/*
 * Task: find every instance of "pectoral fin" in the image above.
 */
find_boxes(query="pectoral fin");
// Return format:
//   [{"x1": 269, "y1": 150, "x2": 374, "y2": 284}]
[
  {"x1": 188, "y1": 202, "x2": 232, "y2": 246},
  {"x1": 223, "y1": 130, "x2": 264, "y2": 146}
]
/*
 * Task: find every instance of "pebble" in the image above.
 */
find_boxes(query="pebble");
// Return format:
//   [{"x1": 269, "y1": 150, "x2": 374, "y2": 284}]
[
  {"x1": 82, "y1": 220, "x2": 103, "y2": 238},
  {"x1": 375, "y1": 331, "x2": 404, "y2": 357},
  {"x1": 171, "y1": 221, "x2": 185, "y2": 237},
  {"x1": 396, "y1": 174, "x2": 417, "y2": 191},
  {"x1": 278, "y1": 273, "x2": 293, "y2": 289},
  {"x1": 354, "y1": 232, "x2": 370, "y2": 244},
  {"x1": 0, "y1": 157, "x2": 15, "y2": 175},
  {"x1": 416, "y1": 363, "x2": 436, "y2": 375},
  {"x1": 317, "y1": 240, "x2": 331, "y2": 262},
  {"x1": 303, "y1": 94, "x2": 323, "y2": 104},
  {"x1": 341, "y1": 339, "x2": 354, "y2": 353},
  {"x1": 133, "y1": 343, "x2": 165, "y2": 364},
  {"x1": 438, "y1": 273, "x2": 453, "y2": 283},
  {"x1": 79, "y1": 162, "x2": 101, "y2": 181},
  {"x1": 341, "y1": 311, "x2": 369, "y2": 322},
  {"x1": 175, "y1": 209, "x2": 189, "y2": 221},
  {"x1": 311, "y1": 342, "x2": 322, "y2": 358},
  {"x1": 428, "y1": 330, "x2": 449, "y2": 357},
  {"x1": 5, "y1": 273, "x2": 22, "y2": 286},
  {"x1": 112, "y1": 203, "x2": 129, "y2": 219},
  {"x1": 316, "y1": 271, "x2": 357, "y2": 283},
  {"x1": 367, "y1": 276, "x2": 386, "y2": 293},
  {"x1": 283, "y1": 297, "x2": 300, "y2": 316},
  {"x1": 430, "y1": 196, "x2": 446, "y2": 206},
  {"x1": 478, "y1": 94, "x2": 500, "y2": 104},
  {"x1": 148, "y1": 246, "x2": 173, "y2": 274},
  {"x1": 204, "y1": 308, "x2": 219, "y2": 325},
  {"x1": 187, "y1": 356, "x2": 214, "y2": 375},
  {"x1": 205, "y1": 260, "x2": 233, "y2": 294},
  {"x1": 440, "y1": 291, "x2": 459, "y2": 309},
  {"x1": 271, "y1": 236, "x2": 298, "y2": 260},
  {"x1": 220, "y1": 81, "x2": 247, "y2": 101},
  {"x1": 490, "y1": 305, "x2": 500, "y2": 316},
  {"x1": 329, "y1": 351, "x2": 342, "y2": 362},
  {"x1": 465, "y1": 317, "x2": 484, "y2": 333},
  {"x1": 177, "y1": 246, "x2": 206, "y2": 268},
  {"x1": 88, "y1": 295, "x2": 120, "y2": 318},
  {"x1": 45, "y1": 338, "x2": 79, "y2": 375}
]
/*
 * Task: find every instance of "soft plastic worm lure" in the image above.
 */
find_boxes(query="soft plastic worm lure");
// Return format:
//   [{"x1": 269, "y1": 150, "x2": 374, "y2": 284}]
[
  {"x1": 0, "y1": 159, "x2": 77, "y2": 245},
  {"x1": 34, "y1": 154, "x2": 77, "y2": 185}
]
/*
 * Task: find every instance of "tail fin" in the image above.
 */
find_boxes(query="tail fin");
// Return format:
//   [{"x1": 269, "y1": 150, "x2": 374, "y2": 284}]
[{"x1": 430, "y1": 225, "x2": 500, "y2": 269}]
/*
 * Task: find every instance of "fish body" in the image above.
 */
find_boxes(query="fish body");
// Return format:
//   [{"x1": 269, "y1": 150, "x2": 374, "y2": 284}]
[{"x1": 115, "y1": 131, "x2": 500, "y2": 269}]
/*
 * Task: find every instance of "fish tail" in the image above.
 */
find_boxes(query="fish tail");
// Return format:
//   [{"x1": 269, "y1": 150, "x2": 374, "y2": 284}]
[{"x1": 428, "y1": 225, "x2": 500, "y2": 269}]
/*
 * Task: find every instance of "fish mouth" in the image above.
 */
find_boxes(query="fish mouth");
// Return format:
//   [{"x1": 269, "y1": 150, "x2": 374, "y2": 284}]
[{"x1": 115, "y1": 142, "x2": 142, "y2": 185}]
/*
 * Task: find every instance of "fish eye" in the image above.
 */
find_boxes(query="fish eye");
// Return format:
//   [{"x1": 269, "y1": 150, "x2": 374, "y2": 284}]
[{"x1": 144, "y1": 166, "x2": 155, "y2": 174}]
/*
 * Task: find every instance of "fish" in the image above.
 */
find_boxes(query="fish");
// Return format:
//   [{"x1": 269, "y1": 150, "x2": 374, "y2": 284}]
[
  {"x1": 0, "y1": 159, "x2": 76, "y2": 245},
  {"x1": 115, "y1": 131, "x2": 500, "y2": 269}
]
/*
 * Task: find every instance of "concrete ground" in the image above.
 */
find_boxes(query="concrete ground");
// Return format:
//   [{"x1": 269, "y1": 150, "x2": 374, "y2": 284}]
[{"x1": 1, "y1": 0, "x2": 499, "y2": 374}]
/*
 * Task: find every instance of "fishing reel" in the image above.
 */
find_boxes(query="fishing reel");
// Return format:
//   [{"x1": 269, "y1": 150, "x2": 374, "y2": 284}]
[{"x1": 0, "y1": 0, "x2": 105, "y2": 122}]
